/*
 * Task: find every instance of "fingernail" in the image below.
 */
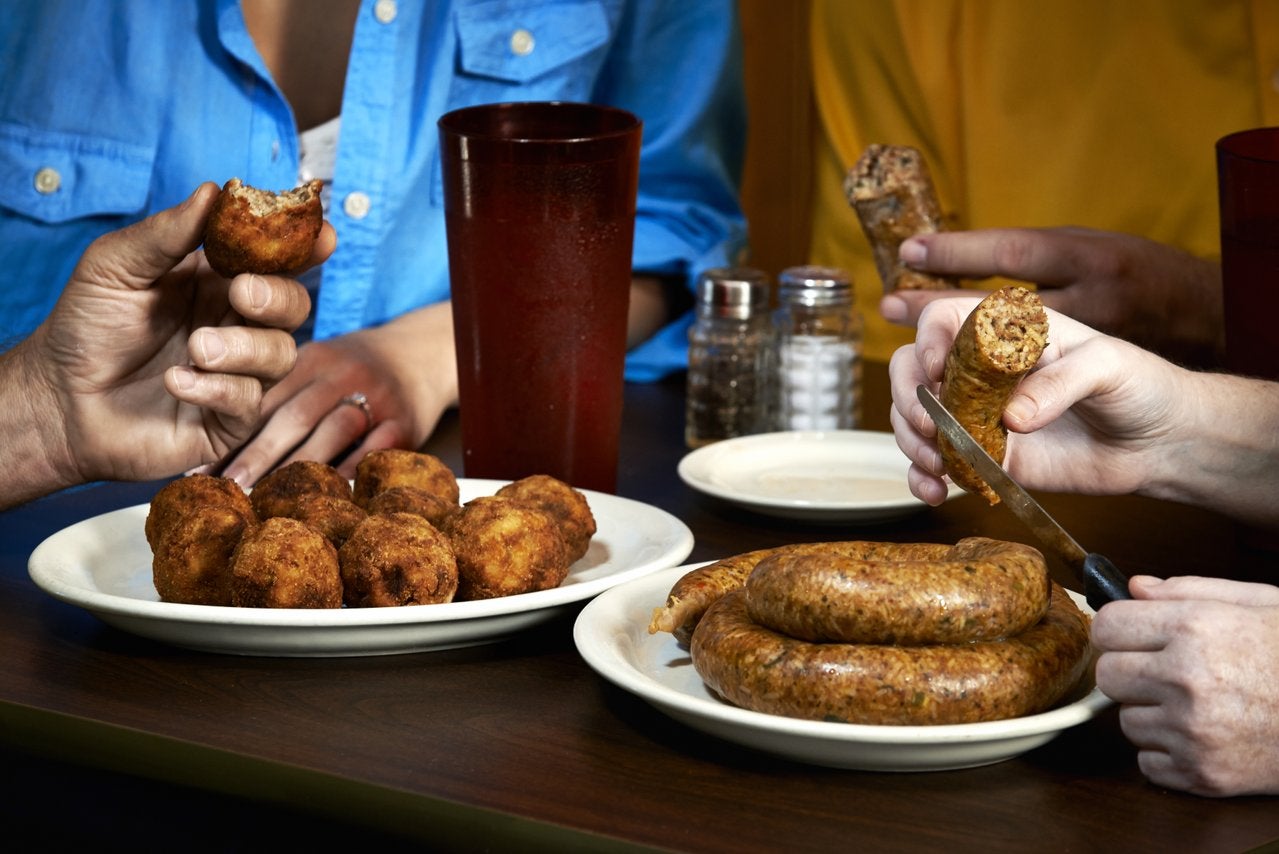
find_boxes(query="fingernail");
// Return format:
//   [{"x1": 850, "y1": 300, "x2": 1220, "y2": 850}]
[
  {"x1": 171, "y1": 366, "x2": 196, "y2": 391},
  {"x1": 899, "y1": 237, "x2": 927, "y2": 266},
  {"x1": 922, "y1": 349, "x2": 942, "y2": 380},
  {"x1": 223, "y1": 465, "x2": 248, "y2": 489},
  {"x1": 248, "y1": 274, "x2": 268, "y2": 310},
  {"x1": 197, "y1": 329, "x2": 227, "y2": 364},
  {"x1": 880, "y1": 295, "x2": 907, "y2": 323},
  {"x1": 1005, "y1": 394, "x2": 1037, "y2": 423}
]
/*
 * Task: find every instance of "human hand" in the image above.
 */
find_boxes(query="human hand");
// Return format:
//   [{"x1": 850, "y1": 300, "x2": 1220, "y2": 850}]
[
  {"x1": 1092, "y1": 575, "x2": 1279, "y2": 796},
  {"x1": 11, "y1": 183, "x2": 327, "y2": 501},
  {"x1": 218, "y1": 271, "x2": 675, "y2": 487},
  {"x1": 218, "y1": 301, "x2": 459, "y2": 487},
  {"x1": 888, "y1": 297, "x2": 1189, "y2": 505},
  {"x1": 880, "y1": 227, "x2": 1223, "y2": 366}
]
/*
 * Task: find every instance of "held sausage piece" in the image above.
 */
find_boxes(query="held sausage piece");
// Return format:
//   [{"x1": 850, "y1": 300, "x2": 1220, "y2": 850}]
[
  {"x1": 845, "y1": 144, "x2": 958, "y2": 293},
  {"x1": 938, "y1": 286, "x2": 1048, "y2": 504}
]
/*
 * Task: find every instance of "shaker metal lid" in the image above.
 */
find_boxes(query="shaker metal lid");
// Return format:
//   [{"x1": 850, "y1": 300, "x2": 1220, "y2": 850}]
[
  {"x1": 697, "y1": 267, "x2": 771, "y2": 317},
  {"x1": 778, "y1": 265, "x2": 852, "y2": 306}
]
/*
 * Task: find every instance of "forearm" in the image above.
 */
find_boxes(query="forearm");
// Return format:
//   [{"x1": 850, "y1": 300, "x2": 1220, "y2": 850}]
[
  {"x1": 0, "y1": 338, "x2": 75, "y2": 509},
  {"x1": 380, "y1": 282, "x2": 672, "y2": 406},
  {"x1": 1144, "y1": 371, "x2": 1279, "y2": 528},
  {"x1": 628, "y1": 275, "x2": 683, "y2": 348}
]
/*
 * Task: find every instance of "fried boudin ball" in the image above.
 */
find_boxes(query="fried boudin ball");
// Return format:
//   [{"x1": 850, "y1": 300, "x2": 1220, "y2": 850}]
[
  {"x1": 338, "y1": 513, "x2": 458, "y2": 607},
  {"x1": 145, "y1": 474, "x2": 255, "y2": 551},
  {"x1": 152, "y1": 505, "x2": 252, "y2": 606},
  {"x1": 495, "y1": 474, "x2": 596, "y2": 563},
  {"x1": 285, "y1": 493, "x2": 367, "y2": 550},
  {"x1": 229, "y1": 517, "x2": 342, "y2": 609},
  {"x1": 203, "y1": 178, "x2": 323, "y2": 278},
  {"x1": 250, "y1": 460, "x2": 353, "y2": 520},
  {"x1": 352, "y1": 449, "x2": 459, "y2": 508},
  {"x1": 448, "y1": 496, "x2": 570, "y2": 601},
  {"x1": 365, "y1": 485, "x2": 460, "y2": 530}
]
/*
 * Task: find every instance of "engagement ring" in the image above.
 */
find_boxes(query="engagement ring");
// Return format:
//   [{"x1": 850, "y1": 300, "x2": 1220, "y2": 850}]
[{"x1": 337, "y1": 391, "x2": 374, "y2": 432}]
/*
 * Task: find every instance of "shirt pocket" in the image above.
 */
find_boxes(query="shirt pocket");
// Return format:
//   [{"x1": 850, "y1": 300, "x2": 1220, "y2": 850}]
[
  {"x1": 0, "y1": 123, "x2": 154, "y2": 224},
  {"x1": 454, "y1": 0, "x2": 611, "y2": 86},
  {"x1": 432, "y1": 0, "x2": 614, "y2": 205}
]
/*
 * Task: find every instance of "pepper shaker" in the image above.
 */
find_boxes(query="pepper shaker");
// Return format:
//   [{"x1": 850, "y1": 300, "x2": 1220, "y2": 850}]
[
  {"x1": 685, "y1": 267, "x2": 776, "y2": 448},
  {"x1": 774, "y1": 265, "x2": 863, "y2": 430}
]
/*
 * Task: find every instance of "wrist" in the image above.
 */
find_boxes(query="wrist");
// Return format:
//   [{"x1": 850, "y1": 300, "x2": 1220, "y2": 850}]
[
  {"x1": 361, "y1": 303, "x2": 459, "y2": 443},
  {"x1": 1145, "y1": 371, "x2": 1279, "y2": 527},
  {"x1": 0, "y1": 338, "x2": 78, "y2": 508}
]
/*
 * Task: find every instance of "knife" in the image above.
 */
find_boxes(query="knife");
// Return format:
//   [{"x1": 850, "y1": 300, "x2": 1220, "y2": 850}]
[{"x1": 916, "y1": 385, "x2": 1131, "y2": 609}]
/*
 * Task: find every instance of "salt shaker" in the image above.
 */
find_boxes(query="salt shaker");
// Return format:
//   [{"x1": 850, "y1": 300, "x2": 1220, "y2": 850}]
[
  {"x1": 774, "y1": 265, "x2": 863, "y2": 430},
  {"x1": 685, "y1": 267, "x2": 776, "y2": 448}
]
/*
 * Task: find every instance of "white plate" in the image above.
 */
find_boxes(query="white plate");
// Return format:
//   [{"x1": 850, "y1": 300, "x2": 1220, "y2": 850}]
[
  {"x1": 28, "y1": 479, "x2": 693, "y2": 658},
  {"x1": 573, "y1": 564, "x2": 1112, "y2": 772},
  {"x1": 678, "y1": 430, "x2": 962, "y2": 523}
]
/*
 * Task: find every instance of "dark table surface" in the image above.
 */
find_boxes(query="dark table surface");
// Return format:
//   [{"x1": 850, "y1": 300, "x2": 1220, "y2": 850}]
[{"x1": 3, "y1": 363, "x2": 1277, "y2": 853}]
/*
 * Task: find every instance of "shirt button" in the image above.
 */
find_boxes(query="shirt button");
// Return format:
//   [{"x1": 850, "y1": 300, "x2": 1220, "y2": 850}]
[
  {"x1": 374, "y1": 0, "x2": 397, "y2": 24},
  {"x1": 510, "y1": 28, "x2": 535, "y2": 56},
  {"x1": 343, "y1": 191, "x2": 371, "y2": 220},
  {"x1": 34, "y1": 167, "x2": 62, "y2": 195}
]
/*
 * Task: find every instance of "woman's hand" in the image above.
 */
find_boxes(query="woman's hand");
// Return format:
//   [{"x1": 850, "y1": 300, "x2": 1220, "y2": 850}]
[
  {"x1": 218, "y1": 301, "x2": 459, "y2": 486},
  {"x1": 216, "y1": 273, "x2": 676, "y2": 487}
]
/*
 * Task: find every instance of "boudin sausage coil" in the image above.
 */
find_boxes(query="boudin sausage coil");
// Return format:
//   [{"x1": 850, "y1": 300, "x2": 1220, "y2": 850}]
[
  {"x1": 744, "y1": 537, "x2": 1050, "y2": 645},
  {"x1": 845, "y1": 144, "x2": 958, "y2": 293},
  {"x1": 649, "y1": 540, "x2": 959, "y2": 647},
  {"x1": 651, "y1": 537, "x2": 1090, "y2": 726},
  {"x1": 649, "y1": 537, "x2": 1050, "y2": 647},
  {"x1": 938, "y1": 286, "x2": 1048, "y2": 504},
  {"x1": 690, "y1": 581, "x2": 1090, "y2": 726}
]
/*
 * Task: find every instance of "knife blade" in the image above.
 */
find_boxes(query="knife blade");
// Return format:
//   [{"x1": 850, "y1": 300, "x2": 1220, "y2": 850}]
[{"x1": 916, "y1": 385, "x2": 1130, "y2": 609}]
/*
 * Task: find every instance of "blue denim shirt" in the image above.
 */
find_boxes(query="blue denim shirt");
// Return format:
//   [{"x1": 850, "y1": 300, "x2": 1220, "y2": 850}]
[{"x1": 0, "y1": 0, "x2": 746, "y2": 380}]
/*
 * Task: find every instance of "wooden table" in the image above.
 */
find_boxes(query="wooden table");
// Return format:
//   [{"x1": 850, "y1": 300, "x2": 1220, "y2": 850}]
[{"x1": 2, "y1": 364, "x2": 1277, "y2": 853}]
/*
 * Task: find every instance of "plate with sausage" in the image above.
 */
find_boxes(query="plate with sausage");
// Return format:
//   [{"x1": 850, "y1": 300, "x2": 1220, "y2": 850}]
[
  {"x1": 28, "y1": 480, "x2": 693, "y2": 657},
  {"x1": 678, "y1": 430, "x2": 963, "y2": 523},
  {"x1": 574, "y1": 563, "x2": 1112, "y2": 772}
]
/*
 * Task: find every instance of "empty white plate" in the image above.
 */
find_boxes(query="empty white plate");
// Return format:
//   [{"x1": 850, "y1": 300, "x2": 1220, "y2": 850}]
[{"x1": 678, "y1": 431, "x2": 962, "y2": 523}]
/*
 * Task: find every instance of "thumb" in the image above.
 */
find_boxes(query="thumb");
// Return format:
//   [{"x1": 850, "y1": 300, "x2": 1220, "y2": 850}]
[
  {"x1": 1002, "y1": 336, "x2": 1133, "y2": 433},
  {"x1": 76, "y1": 182, "x2": 220, "y2": 292}
]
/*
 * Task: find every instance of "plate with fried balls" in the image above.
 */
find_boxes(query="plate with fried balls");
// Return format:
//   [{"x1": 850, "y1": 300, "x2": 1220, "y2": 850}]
[{"x1": 28, "y1": 459, "x2": 693, "y2": 657}]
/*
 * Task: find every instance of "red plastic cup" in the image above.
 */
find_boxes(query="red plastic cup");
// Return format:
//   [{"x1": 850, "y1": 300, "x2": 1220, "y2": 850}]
[
  {"x1": 1217, "y1": 127, "x2": 1279, "y2": 381},
  {"x1": 439, "y1": 102, "x2": 642, "y2": 493}
]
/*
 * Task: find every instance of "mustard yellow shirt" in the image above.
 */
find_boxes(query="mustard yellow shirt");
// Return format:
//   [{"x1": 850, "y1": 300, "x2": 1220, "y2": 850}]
[{"x1": 809, "y1": 0, "x2": 1279, "y2": 360}]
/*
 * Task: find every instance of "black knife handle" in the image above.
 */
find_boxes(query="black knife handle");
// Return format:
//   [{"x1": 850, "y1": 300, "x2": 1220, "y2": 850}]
[{"x1": 1083, "y1": 553, "x2": 1131, "y2": 609}]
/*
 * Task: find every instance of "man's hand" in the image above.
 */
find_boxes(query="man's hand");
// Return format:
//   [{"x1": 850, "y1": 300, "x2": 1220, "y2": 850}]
[
  {"x1": 880, "y1": 227, "x2": 1223, "y2": 366},
  {"x1": 2, "y1": 183, "x2": 330, "y2": 507},
  {"x1": 1093, "y1": 575, "x2": 1279, "y2": 796}
]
